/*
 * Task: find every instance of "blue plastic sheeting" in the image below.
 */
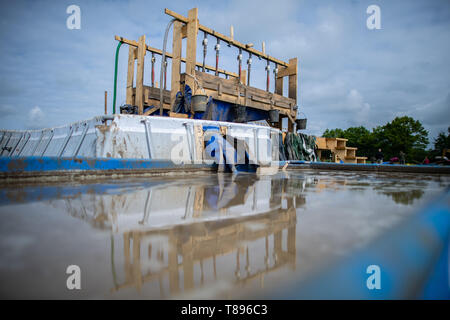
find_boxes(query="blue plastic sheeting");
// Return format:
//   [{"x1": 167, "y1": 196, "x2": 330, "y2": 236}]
[
  {"x1": 270, "y1": 189, "x2": 450, "y2": 299},
  {"x1": 272, "y1": 190, "x2": 450, "y2": 299},
  {"x1": 193, "y1": 99, "x2": 269, "y2": 122},
  {"x1": 0, "y1": 156, "x2": 213, "y2": 173}
]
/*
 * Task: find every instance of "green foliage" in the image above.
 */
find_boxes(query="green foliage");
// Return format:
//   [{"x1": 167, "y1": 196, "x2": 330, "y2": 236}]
[
  {"x1": 322, "y1": 116, "x2": 430, "y2": 162},
  {"x1": 433, "y1": 127, "x2": 450, "y2": 155}
]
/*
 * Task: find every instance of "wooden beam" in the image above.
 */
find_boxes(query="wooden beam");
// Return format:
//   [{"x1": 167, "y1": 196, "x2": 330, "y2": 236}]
[
  {"x1": 135, "y1": 35, "x2": 146, "y2": 115},
  {"x1": 126, "y1": 46, "x2": 136, "y2": 105},
  {"x1": 185, "y1": 8, "x2": 198, "y2": 96},
  {"x1": 277, "y1": 62, "x2": 296, "y2": 78},
  {"x1": 171, "y1": 21, "x2": 183, "y2": 110},
  {"x1": 164, "y1": 8, "x2": 289, "y2": 67}
]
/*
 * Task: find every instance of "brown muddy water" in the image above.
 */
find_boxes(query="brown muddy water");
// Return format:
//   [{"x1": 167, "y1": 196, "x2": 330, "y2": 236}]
[{"x1": 0, "y1": 170, "x2": 448, "y2": 299}]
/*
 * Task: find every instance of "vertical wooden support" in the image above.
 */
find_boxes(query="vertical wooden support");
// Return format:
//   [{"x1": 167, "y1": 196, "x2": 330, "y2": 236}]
[
  {"x1": 135, "y1": 35, "x2": 146, "y2": 115},
  {"x1": 185, "y1": 8, "x2": 198, "y2": 97},
  {"x1": 168, "y1": 232, "x2": 179, "y2": 294},
  {"x1": 288, "y1": 58, "x2": 297, "y2": 132},
  {"x1": 170, "y1": 21, "x2": 183, "y2": 110},
  {"x1": 288, "y1": 58, "x2": 298, "y2": 103},
  {"x1": 183, "y1": 240, "x2": 194, "y2": 290},
  {"x1": 126, "y1": 47, "x2": 136, "y2": 105},
  {"x1": 275, "y1": 76, "x2": 283, "y2": 95}
]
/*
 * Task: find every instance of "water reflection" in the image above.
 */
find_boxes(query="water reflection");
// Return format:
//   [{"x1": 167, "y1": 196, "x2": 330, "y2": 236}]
[{"x1": 0, "y1": 170, "x2": 446, "y2": 299}]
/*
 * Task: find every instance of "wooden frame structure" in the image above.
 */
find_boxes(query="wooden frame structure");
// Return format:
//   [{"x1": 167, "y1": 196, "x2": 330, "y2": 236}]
[
  {"x1": 315, "y1": 137, "x2": 367, "y2": 164},
  {"x1": 116, "y1": 8, "x2": 298, "y2": 131}
]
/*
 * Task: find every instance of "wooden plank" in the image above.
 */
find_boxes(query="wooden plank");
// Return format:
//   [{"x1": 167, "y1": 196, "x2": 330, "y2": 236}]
[
  {"x1": 277, "y1": 63, "x2": 296, "y2": 78},
  {"x1": 135, "y1": 35, "x2": 146, "y2": 115},
  {"x1": 171, "y1": 21, "x2": 183, "y2": 109},
  {"x1": 126, "y1": 46, "x2": 136, "y2": 105},
  {"x1": 164, "y1": 8, "x2": 289, "y2": 67},
  {"x1": 288, "y1": 58, "x2": 298, "y2": 103},
  {"x1": 185, "y1": 8, "x2": 198, "y2": 97},
  {"x1": 169, "y1": 112, "x2": 188, "y2": 118}
]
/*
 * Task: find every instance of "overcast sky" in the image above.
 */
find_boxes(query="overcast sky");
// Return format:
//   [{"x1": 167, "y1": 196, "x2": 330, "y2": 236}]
[{"x1": 0, "y1": 0, "x2": 449, "y2": 143}]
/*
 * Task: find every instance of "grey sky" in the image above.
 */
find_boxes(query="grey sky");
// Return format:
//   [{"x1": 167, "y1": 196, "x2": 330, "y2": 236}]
[{"x1": 0, "y1": 0, "x2": 449, "y2": 144}]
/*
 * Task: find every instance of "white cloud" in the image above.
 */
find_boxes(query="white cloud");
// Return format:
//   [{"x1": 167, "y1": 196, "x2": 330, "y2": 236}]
[{"x1": 28, "y1": 106, "x2": 44, "y2": 129}]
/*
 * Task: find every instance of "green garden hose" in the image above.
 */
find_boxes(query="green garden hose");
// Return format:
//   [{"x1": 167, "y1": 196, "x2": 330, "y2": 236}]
[{"x1": 112, "y1": 41, "x2": 123, "y2": 114}]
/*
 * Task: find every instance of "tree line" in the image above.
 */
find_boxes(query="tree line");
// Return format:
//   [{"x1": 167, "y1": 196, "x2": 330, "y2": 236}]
[{"x1": 322, "y1": 116, "x2": 449, "y2": 163}]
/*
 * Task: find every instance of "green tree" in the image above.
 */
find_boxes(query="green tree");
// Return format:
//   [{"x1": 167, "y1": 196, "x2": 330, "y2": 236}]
[
  {"x1": 322, "y1": 126, "x2": 373, "y2": 157},
  {"x1": 373, "y1": 116, "x2": 429, "y2": 162},
  {"x1": 433, "y1": 127, "x2": 450, "y2": 155},
  {"x1": 322, "y1": 128, "x2": 345, "y2": 138},
  {"x1": 342, "y1": 126, "x2": 374, "y2": 156}
]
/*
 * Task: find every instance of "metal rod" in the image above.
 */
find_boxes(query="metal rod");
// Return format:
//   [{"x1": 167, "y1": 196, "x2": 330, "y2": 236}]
[
  {"x1": 30, "y1": 132, "x2": 44, "y2": 157},
  {"x1": 266, "y1": 60, "x2": 270, "y2": 92},
  {"x1": 151, "y1": 52, "x2": 155, "y2": 87},
  {"x1": 17, "y1": 132, "x2": 31, "y2": 157},
  {"x1": 273, "y1": 63, "x2": 278, "y2": 93},
  {"x1": 202, "y1": 31, "x2": 208, "y2": 72},
  {"x1": 247, "y1": 52, "x2": 252, "y2": 86},
  {"x1": 183, "y1": 122, "x2": 194, "y2": 162},
  {"x1": 215, "y1": 38, "x2": 220, "y2": 76},
  {"x1": 40, "y1": 130, "x2": 54, "y2": 157},
  {"x1": 164, "y1": 57, "x2": 167, "y2": 90},
  {"x1": 115, "y1": 35, "x2": 239, "y2": 78},
  {"x1": 58, "y1": 126, "x2": 74, "y2": 158},
  {"x1": 142, "y1": 120, "x2": 153, "y2": 159},
  {"x1": 73, "y1": 122, "x2": 89, "y2": 158},
  {"x1": 0, "y1": 133, "x2": 12, "y2": 156},
  {"x1": 237, "y1": 48, "x2": 242, "y2": 82},
  {"x1": 9, "y1": 133, "x2": 24, "y2": 157},
  {"x1": 163, "y1": 9, "x2": 289, "y2": 67}
]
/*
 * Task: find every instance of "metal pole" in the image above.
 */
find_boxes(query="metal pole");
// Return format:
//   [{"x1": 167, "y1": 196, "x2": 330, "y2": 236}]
[
  {"x1": 237, "y1": 48, "x2": 242, "y2": 83},
  {"x1": 151, "y1": 52, "x2": 155, "y2": 87},
  {"x1": 265, "y1": 60, "x2": 270, "y2": 92},
  {"x1": 247, "y1": 52, "x2": 252, "y2": 86},
  {"x1": 214, "y1": 38, "x2": 220, "y2": 76},
  {"x1": 202, "y1": 32, "x2": 208, "y2": 72},
  {"x1": 273, "y1": 63, "x2": 278, "y2": 93}
]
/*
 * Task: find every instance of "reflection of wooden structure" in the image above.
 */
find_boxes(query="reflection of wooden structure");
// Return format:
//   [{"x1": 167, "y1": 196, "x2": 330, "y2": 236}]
[
  {"x1": 315, "y1": 137, "x2": 367, "y2": 164},
  {"x1": 112, "y1": 207, "x2": 296, "y2": 296},
  {"x1": 115, "y1": 7, "x2": 298, "y2": 131}
]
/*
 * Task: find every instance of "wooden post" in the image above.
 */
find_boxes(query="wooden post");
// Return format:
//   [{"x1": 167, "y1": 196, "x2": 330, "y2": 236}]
[
  {"x1": 288, "y1": 58, "x2": 297, "y2": 132},
  {"x1": 185, "y1": 8, "x2": 198, "y2": 97},
  {"x1": 275, "y1": 76, "x2": 283, "y2": 96},
  {"x1": 135, "y1": 35, "x2": 146, "y2": 115},
  {"x1": 171, "y1": 21, "x2": 183, "y2": 110},
  {"x1": 288, "y1": 58, "x2": 298, "y2": 103},
  {"x1": 104, "y1": 91, "x2": 107, "y2": 114},
  {"x1": 126, "y1": 47, "x2": 136, "y2": 105}
]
